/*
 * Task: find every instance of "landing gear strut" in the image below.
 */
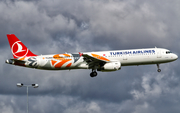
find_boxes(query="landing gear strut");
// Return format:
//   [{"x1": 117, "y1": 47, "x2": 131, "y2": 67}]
[
  {"x1": 157, "y1": 64, "x2": 161, "y2": 72},
  {"x1": 90, "y1": 70, "x2": 97, "y2": 77}
]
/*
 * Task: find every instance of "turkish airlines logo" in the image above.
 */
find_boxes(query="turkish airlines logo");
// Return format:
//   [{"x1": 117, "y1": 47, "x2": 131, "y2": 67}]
[{"x1": 12, "y1": 41, "x2": 28, "y2": 58}]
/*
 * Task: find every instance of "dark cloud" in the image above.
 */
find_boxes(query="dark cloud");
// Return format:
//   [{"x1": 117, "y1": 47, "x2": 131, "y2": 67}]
[{"x1": 0, "y1": 0, "x2": 180, "y2": 113}]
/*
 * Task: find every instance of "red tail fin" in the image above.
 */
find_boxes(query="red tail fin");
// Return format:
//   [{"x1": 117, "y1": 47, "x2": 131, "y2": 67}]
[{"x1": 7, "y1": 34, "x2": 37, "y2": 58}]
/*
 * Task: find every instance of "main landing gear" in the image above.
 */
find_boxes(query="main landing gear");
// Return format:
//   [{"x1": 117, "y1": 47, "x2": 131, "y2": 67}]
[
  {"x1": 90, "y1": 69, "x2": 97, "y2": 77},
  {"x1": 157, "y1": 64, "x2": 161, "y2": 72}
]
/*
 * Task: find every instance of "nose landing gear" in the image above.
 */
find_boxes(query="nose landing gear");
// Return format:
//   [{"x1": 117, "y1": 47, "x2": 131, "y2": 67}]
[{"x1": 157, "y1": 64, "x2": 161, "y2": 72}]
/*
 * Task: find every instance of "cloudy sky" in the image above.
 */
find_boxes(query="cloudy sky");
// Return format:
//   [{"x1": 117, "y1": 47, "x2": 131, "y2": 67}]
[{"x1": 0, "y1": 0, "x2": 180, "y2": 113}]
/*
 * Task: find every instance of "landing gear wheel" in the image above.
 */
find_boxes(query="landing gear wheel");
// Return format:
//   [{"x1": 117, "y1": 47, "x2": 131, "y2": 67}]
[
  {"x1": 157, "y1": 69, "x2": 161, "y2": 72},
  {"x1": 90, "y1": 71, "x2": 97, "y2": 77},
  {"x1": 156, "y1": 64, "x2": 161, "y2": 72}
]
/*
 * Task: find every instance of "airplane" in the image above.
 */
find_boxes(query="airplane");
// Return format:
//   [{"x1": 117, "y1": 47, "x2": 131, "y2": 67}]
[{"x1": 5, "y1": 34, "x2": 178, "y2": 77}]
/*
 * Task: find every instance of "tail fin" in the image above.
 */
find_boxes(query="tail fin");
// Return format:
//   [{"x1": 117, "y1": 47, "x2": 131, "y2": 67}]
[{"x1": 7, "y1": 34, "x2": 37, "y2": 58}]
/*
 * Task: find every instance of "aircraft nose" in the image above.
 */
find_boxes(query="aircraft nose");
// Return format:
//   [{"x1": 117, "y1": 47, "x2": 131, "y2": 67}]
[{"x1": 173, "y1": 54, "x2": 178, "y2": 60}]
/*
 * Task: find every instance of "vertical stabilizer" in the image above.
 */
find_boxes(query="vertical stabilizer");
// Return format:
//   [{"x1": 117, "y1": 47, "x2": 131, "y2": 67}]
[{"x1": 7, "y1": 34, "x2": 37, "y2": 58}]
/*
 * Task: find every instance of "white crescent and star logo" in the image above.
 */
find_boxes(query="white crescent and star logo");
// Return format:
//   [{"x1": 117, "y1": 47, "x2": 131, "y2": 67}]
[{"x1": 11, "y1": 41, "x2": 28, "y2": 58}]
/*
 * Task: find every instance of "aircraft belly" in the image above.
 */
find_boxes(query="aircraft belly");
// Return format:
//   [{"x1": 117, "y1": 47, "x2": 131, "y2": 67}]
[{"x1": 121, "y1": 56, "x2": 173, "y2": 66}]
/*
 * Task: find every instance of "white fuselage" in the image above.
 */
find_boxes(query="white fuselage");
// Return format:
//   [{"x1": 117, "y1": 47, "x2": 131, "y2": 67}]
[{"x1": 6, "y1": 48, "x2": 177, "y2": 71}]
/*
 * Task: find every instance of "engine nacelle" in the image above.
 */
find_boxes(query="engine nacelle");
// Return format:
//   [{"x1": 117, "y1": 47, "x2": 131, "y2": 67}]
[{"x1": 97, "y1": 61, "x2": 121, "y2": 72}]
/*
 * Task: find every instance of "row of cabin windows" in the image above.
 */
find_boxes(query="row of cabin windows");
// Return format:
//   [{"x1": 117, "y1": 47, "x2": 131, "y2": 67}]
[{"x1": 108, "y1": 52, "x2": 156, "y2": 57}]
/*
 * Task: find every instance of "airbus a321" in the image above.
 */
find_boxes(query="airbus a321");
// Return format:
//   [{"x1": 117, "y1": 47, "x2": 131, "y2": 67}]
[{"x1": 5, "y1": 34, "x2": 178, "y2": 77}]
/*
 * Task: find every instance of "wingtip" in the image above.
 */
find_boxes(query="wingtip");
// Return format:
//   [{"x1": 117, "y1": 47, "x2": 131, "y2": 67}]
[{"x1": 79, "y1": 52, "x2": 83, "y2": 57}]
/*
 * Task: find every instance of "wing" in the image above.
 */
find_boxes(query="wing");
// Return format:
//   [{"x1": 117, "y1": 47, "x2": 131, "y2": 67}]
[{"x1": 81, "y1": 53, "x2": 110, "y2": 69}]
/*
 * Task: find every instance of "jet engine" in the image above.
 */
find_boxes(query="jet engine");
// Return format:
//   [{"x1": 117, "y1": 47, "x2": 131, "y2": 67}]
[{"x1": 97, "y1": 61, "x2": 121, "y2": 72}]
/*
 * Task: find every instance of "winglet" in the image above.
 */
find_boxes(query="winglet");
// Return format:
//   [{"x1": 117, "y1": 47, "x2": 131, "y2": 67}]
[{"x1": 79, "y1": 52, "x2": 83, "y2": 57}]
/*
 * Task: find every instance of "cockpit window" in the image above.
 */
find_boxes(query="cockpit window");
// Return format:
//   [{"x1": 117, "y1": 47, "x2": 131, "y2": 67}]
[{"x1": 166, "y1": 51, "x2": 171, "y2": 54}]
